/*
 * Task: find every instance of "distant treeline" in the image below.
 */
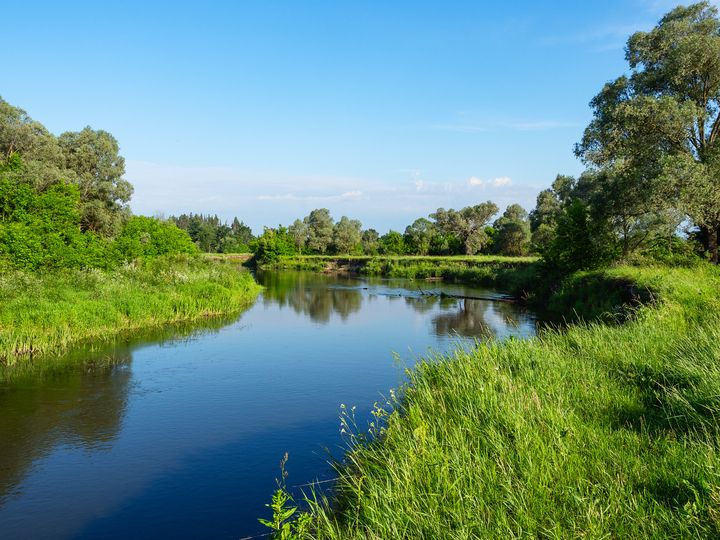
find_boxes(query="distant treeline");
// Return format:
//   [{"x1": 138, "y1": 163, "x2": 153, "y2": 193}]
[
  {"x1": 171, "y1": 213, "x2": 253, "y2": 253},
  {"x1": 252, "y1": 203, "x2": 533, "y2": 263}
]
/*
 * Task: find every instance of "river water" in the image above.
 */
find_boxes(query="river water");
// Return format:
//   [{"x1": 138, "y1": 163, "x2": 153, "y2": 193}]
[{"x1": 0, "y1": 271, "x2": 536, "y2": 539}]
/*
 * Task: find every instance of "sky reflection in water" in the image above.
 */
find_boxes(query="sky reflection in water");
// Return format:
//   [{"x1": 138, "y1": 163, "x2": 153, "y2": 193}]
[{"x1": 0, "y1": 271, "x2": 536, "y2": 539}]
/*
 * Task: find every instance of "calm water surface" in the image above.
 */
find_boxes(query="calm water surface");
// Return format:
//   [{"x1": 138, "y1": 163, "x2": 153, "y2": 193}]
[{"x1": 0, "y1": 271, "x2": 536, "y2": 539}]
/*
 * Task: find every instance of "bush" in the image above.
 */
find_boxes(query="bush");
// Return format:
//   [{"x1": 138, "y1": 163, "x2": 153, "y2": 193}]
[
  {"x1": 0, "y1": 178, "x2": 114, "y2": 270},
  {"x1": 112, "y1": 216, "x2": 198, "y2": 261},
  {"x1": 251, "y1": 227, "x2": 296, "y2": 264}
]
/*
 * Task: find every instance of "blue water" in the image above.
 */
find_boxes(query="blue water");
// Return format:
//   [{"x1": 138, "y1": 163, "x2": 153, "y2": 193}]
[{"x1": 0, "y1": 271, "x2": 536, "y2": 539}]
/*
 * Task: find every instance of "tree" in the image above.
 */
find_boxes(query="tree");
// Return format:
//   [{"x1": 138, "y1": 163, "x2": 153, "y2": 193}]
[
  {"x1": 404, "y1": 218, "x2": 435, "y2": 255},
  {"x1": 361, "y1": 229, "x2": 380, "y2": 254},
  {"x1": 304, "y1": 208, "x2": 334, "y2": 253},
  {"x1": 493, "y1": 204, "x2": 531, "y2": 256},
  {"x1": 231, "y1": 218, "x2": 254, "y2": 245},
  {"x1": 58, "y1": 127, "x2": 133, "y2": 237},
  {"x1": 0, "y1": 97, "x2": 64, "y2": 167},
  {"x1": 173, "y1": 213, "x2": 254, "y2": 253},
  {"x1": 378, "y1": 230, "x2": 406, "y2": 255},
  {"x1": 543, "y1": 200, "x2": 617, "y2": 274},
  {"x1": 430, "y1": 201, "x2": 498, "y2": 255},
  {"x1": 288, "y1": 218, "x2": 308, "y2": 253},
  {"x1": 113, "y1": 216, "x2": 197, "y2": 260},
  {"x1": 251, "y1": 226, "x2": 295, "y2": 264},
  {"x1": 576, "y1": 2, "x2": 720, "y2": 262},
  {"x1": 529, "y1": 174, "x2": 575, "y2": 252},
  {"x1": 332, "y1": 216, "x2": 362, "y2": 254}
]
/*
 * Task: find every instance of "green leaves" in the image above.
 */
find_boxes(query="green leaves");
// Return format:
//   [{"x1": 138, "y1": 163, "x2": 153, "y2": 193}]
[{"x1": 571, "y1": 2, "x2": 720, "y2": 263}]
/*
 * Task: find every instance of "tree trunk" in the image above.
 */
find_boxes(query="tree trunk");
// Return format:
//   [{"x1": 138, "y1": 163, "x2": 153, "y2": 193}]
[{"x1": 710, "y1": 225, "x2": 719, "y2": 265}]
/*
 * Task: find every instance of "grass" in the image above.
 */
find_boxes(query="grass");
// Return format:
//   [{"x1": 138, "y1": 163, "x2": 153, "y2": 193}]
[
  {"x1": 274, "y1": 263, "x2": 720, "y2": 538},
  {"x1": 0, "y1": 254, "x2": 261, "y2": 367}
]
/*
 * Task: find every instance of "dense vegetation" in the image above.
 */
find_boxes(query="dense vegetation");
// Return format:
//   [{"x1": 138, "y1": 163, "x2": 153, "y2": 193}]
[
  {"x1": 171, "y1": 213, "x2": 254, "y2": 253},
  {"x1": 0, "y1": 98, "x2": 261, "y2": 364},
  {"x1": 0, "y1": 255, "x2": 260, "y2": 365},
  {"x1": 0, "y1": 98, "x2": 199, "y2": 269}
]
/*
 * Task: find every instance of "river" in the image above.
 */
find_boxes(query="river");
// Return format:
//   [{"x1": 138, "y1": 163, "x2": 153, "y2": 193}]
[{"x1": 0, "y1": 271, "x2": 536, "y2": 539}]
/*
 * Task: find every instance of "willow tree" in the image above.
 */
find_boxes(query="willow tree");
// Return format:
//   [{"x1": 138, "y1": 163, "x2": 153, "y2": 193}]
[
  {"x1": 59, "y1": 127, "x2": 133, "y2": 237},
  {"x1": 431, "y1": 201, "x2": 498, "y2": 255},
  {"x1": 576, "y1": 2, "x2": 720, "y2": 262}
]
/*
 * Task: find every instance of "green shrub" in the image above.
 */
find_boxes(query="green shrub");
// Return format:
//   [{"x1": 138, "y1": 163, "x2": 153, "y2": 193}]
[{"x1": 112, "y1": 216, "x2": 198, "y2": 261}]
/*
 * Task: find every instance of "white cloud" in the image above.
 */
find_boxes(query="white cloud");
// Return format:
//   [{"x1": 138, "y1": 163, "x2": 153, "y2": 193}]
[
  {"x1": 125, "y1": 160, "x2": 537, "y2": 234},
  {"x1": 492, "y1": 176, "x2": 512, "y2": 187},
  {"x1": 467, "y1": 176, "x2": 513, "y2": 188}
]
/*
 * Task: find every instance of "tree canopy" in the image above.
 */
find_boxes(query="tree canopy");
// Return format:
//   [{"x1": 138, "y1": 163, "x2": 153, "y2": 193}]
[{"x1": 576, "y1": 1, "x2": 720, "y2": 262}]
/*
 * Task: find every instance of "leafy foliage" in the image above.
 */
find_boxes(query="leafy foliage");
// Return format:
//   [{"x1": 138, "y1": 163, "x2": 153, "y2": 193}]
[
  {"x1": 252, "y1": 226, "x2": 297, "y2": 264},
  {"x1": 113, "y1": 216, "x2": 198, "y2": 260},
  {"x1": 172, "y1": 213, "x2": 254, "y2": 253},
  {"x1": 575, "y1": 1, "x2": 720, "y2": 262}
]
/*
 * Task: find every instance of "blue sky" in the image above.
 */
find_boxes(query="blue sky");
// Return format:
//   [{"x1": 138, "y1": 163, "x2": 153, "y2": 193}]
[{"x1": 3, "y1": 0, "x2": 693, "y2": 233}]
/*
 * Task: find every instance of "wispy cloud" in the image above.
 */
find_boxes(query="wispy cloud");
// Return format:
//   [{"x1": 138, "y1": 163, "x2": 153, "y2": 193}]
[
  {"x1": 538, "y1": 20, "x2": 651, "y2": 52},
  {"x1": 430, "y1": 124, "x2": 490, "y2": 133},
  {"x1": 126, "y1": 160, "x2": 538, "y2": 234}
]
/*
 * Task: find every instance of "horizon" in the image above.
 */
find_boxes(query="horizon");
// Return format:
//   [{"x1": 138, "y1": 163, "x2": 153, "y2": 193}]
[{"x1": 3, "y1": 0, "x2": 695, "y2": 234}]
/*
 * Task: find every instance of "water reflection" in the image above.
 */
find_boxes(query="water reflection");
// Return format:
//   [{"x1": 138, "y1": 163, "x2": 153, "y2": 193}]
[
  {"x1": 260, "y1": 271, "x2": 363, "y2": 322},
  {"x1": 0, "y1": 315, "x2": 244, "y2": 506},
  {"x1": 0, "y1": 352, "x2": 131, "y2": 504},
  {"x1": 259, "y1": 271, "x2": 534, "y2": 341},
  {"x1": 0, "y1": 271, "x2": 536, "y2": 539}
]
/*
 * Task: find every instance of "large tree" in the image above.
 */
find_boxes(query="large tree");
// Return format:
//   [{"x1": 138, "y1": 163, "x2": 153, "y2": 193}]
[
  {"x1": 493, "y1": 204, "x2": 531, "y2": 256},
  {"x1": 431, "y1": 201, "x2": 498, "y2": 255},
  {"x1": 529, "y1": 174, "x2": 575, "y2": 252},
  {"x1": 576, "y1": 2, "x2": 720, "y2": 262},
  {"x1": 332, "y1": 216, "x2": 362, "y2": 254},
  {"x1": 304, "y1": 208, "x2": 334, "y2": 253},
  {"x1": 404, "y1": 218, "x2": 435, "y2": 255},
  {"x1": 59, "y1": 127, "x2": 133, "y2": 237}
]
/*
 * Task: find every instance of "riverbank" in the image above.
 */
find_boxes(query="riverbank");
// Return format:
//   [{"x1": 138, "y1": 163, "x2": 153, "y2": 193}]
[
  {"x1": 258, "y1": 254, "x2": 540, "y2": 297},
  {"x1": 0, "y1": 255, "x2": 261, "y2": 366},
  {"x1": 277, "y1": 263, "x2": 720, "y2": 538}
]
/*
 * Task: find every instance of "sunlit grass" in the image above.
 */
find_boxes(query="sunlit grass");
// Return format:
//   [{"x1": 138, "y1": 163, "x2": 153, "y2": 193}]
[
  {"x1": 0, "y1": 255, "x2": 261, "y2": 366},
  {"x1": 280, "y1": 264, "x2": 720, "y2": 538}
]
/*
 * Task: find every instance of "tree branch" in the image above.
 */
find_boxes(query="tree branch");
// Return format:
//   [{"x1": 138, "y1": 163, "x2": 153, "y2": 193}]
[{"x1": 708, "y1": 110, "x2": 720, "y2": 146}]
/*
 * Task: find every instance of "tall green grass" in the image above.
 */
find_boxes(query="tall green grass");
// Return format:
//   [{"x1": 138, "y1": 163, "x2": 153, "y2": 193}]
[
  {"x1": 0, "y1": 255, "x2": 261, "y2": 366},
  {"x1": 273, "y1": 264, "x2": 720, "y2": 538}
]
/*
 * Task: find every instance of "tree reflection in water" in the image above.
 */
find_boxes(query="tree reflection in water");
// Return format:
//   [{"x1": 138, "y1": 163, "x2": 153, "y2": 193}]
[
  {"x1": 260, "y1": 270, "x2": 531, "y2": 339},
  {"x1": 0, "y1": 351, "x2": 132, "y2": 504}
]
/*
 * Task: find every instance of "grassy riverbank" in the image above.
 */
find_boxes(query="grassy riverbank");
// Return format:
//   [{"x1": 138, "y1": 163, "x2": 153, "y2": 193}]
[
  {"x1": 0, "y1": 255, "x2": 261, "y2": 365},
  {"x1": 278, "y1": 263, "x2": 720, "y2": 538}
]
